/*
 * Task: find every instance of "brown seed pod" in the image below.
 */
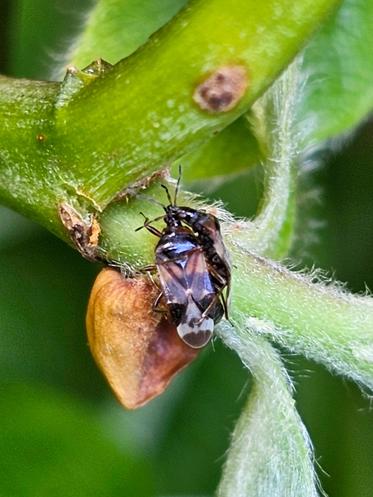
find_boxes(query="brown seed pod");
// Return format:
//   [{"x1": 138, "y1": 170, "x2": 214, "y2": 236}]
[{"x1": 86, "y1": 267, "x2": 198, "y2": 409}]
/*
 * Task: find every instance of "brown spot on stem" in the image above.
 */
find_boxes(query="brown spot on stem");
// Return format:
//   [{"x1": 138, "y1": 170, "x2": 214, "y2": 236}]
[
  {"x1": 66, "y1": 65, "x2": 78, "y2": 75},
  {"x1": 193, "y1": 65, "x2": 248, "y2": 113},
  {"x1": 36, "y1": 133, "x2": 46, "y2": 143},
  {"x1": 59, "y1": 203, "x2": 101, "y2": 261},
  {"x1": 82, "y1": 58, "x2": 113, "y2": 76},
  {"x1": 115, "y1": 168, "x2": 169, "y2": 202}
]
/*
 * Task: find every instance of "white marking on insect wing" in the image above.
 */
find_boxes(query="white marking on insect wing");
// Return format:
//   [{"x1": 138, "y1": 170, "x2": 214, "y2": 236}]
[{"x1": 177, "y1": 297, "x2": 213, "y2": 348}]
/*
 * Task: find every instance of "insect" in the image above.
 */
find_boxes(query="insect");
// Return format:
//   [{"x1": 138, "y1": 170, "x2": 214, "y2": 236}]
[
  {"x1": 165, "y1": 202, "x2": 231, "y2": 316},
  {"x1": 136, "y1": 171, "x2": 230, "y2": 348}
]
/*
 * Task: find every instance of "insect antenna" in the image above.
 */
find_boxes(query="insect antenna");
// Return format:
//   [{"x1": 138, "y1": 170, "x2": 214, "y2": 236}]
[
  {"x1": 174, "y1": 165, "x2": 182, "y2": 205},
  {"x1": 161, "y1": 184, "x2": 173, "y2": 206}
]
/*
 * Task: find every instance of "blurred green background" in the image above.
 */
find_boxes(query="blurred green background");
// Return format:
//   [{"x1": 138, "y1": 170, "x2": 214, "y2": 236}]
[{"x1": 1, "y1": 1, "x2": 373, "y2": 496}]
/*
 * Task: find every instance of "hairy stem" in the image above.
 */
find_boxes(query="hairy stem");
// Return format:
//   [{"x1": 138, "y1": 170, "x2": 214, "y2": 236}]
[
  {"x1": 230, "y1": 247, "x2": 373, "y2": 390},
  {"x1": 217, "y1": 323, "x2": 318, "y2": 497},
  {"x1": 234, "y1": 58, "x2": 303, "y2": 259}
]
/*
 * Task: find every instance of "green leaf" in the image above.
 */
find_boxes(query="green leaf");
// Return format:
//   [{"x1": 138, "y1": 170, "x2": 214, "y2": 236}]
[
  {"x1": 176, "y1": 117, "x2": 261, "y2": 184},
  {"x1": 0, "y1": 382, "x2": 153, "y2": 497},
  {"x1": 300, "y1": 0, "x2": 373, "y2": 142},
  {"x1": 69, "y1": 0, "x2": 187, "y2": 70},
  {"x1": 7, "y1": 0, "x2": 91, "y2": 78},
  {"x1": 0, "y1": 223, "x2": 103, "y2": 398}
]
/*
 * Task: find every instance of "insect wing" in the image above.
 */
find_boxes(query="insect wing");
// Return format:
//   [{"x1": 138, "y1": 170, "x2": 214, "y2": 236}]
[
  {"x1": 156, "y1": 248, "x2": 218, "y2": 348},
  {"x1": 183, "y1": 248, "x2": 216, "y2": 300},
  {"x1": 157, "y1": 258, "x2": 188, "y2": 305},
  {"x1": 157, "y1": 248, "x2": 215, "y2": 305},
  {"x1": 204, "y1": 216, "x2": 231, "y2": 270},
  {"x1": 177, "y1": 295, "x2": 214, "y2": 348}
]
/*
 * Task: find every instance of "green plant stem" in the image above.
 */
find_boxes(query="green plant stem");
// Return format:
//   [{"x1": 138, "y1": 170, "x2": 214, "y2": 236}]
[
  {"x1": 235, "y1": 58, "x2": 302, "y2": 259},
  {"x1": 0, "y1": 76, "x2": 64, "y2": 235},
  {"x1": 0, "y1": 0, "x2": 340, "y2": 240},
  {"x1": 231, "y1": 249, "x2": 373, "y2": 390},
  {"x1": 55, "y1": 0, "x2": 340, "y2": 206},
  {"x1": 217, "y1": 324, "x2": 318, "y2": 497}
]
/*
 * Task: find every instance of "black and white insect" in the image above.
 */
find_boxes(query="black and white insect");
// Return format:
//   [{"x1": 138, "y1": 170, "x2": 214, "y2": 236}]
[
  {"x1": 165, "y1": 204, "x2": 231, "y2": 313},
  {"x1": 137, "y1": 172, "x2": 231, "y2": 348}
]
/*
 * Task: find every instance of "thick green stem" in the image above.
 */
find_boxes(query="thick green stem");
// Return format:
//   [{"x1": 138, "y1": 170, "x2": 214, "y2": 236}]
[
  {"x1": 0, "y1": 77, "x2": 64, "y2": 236},
  {"x1": 0, "y1": 0, "x2": 340, "y2": 239},
  {"x1": 54, "y1": 0, "x2": 340, "y2": 205}
]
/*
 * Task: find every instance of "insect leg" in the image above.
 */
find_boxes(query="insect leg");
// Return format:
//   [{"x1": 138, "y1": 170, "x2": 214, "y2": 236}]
[
  {"x1": 206, "y1": 265, "x2": 231, "y2": 318},
  {"x1": 219, "y1": 291, "x2": 230, "y2": 320},
  {"x1": 135, "y1": 212, "x2": 165, "y2": 236},
  {"x1": 153, "y1": 291, "x2": 165, "y2": 311},
  {"x1": 196, "y1": 294, "x2": 221, "y2": 323},
  {"x1": 141, "y1": 268, "x2": 166, "y2": 312},
  {"x1": 139, "y1": 264, "x2": 157, "y2": 273},
  {"x1": 207, "y1": 264, "x2": 227, "y2": 287},
  {"x1": 148, "y1": 273, "x2": 167, "y2": 313},
  {"x1": 143, "y1": 224, "x2": 163, "y2": 237}
]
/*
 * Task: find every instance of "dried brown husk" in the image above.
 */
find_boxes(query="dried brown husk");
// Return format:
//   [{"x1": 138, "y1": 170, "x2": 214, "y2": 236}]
[{"x1": 86, "y1": 267, "x2": 198, "y2": 409}]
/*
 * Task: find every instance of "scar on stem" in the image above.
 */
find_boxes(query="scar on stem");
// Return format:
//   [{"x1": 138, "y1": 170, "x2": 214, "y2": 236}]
[{"x1": 193, "y1": 65, "x2": 249, "y2": 113}]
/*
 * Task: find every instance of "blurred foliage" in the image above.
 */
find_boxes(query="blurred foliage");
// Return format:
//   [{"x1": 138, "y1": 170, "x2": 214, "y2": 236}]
[
  {"x1": 299, "y1": 0, "x2": 373, "y2": 142},
  {"x1": 1, "y1": 1, "x2": 373, "y2": 497},
  {"x1": 5, "y1": 0, "x2": 92, "y2": 79},
  {"x1": 69, "y1": 0, "x2": 187, "y2": 70},
  {"x1": 0, "y1": 383, "x2": 153, "y2": 497}
]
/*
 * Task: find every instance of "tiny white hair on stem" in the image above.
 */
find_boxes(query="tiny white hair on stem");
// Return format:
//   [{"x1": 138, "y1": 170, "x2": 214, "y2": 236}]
[{"x1": 216, "y1": 320, "x2": 322, "y2": 497}]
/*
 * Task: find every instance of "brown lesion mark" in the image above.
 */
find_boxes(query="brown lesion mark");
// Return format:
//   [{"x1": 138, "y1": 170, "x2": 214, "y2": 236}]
[
  {"x1": 115, "y1": 167, "x2": 169, "y2": 202},
  {"x1": 193, "y1": 65, "x2": 248, "y2": 113},
  {"x1": 59, "y1": 203, "x2": 101, "y2": 261},
  {"x1": 36, "y1": 133, "x2": 46, "y2": 143}
]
